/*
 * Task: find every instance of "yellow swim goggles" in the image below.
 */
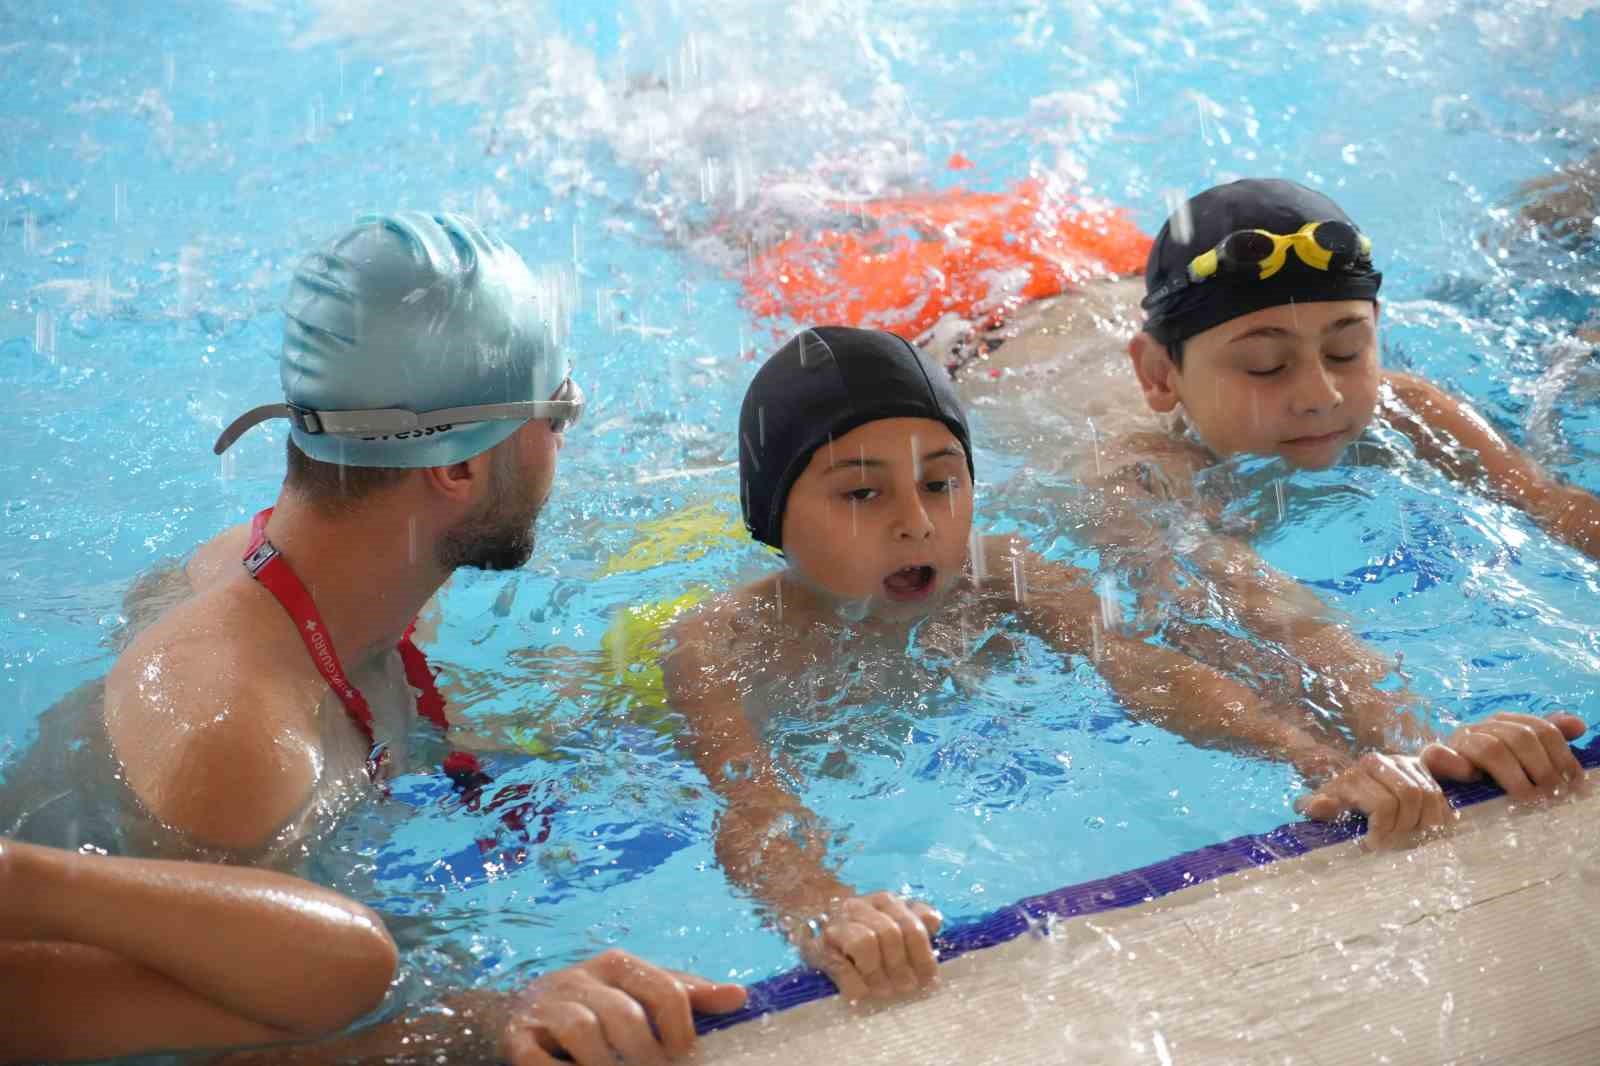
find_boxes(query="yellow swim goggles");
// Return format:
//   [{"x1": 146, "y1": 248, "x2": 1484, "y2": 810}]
[{"x1": 1146, "y1": 220, "x2": 1374, "y2": 308}]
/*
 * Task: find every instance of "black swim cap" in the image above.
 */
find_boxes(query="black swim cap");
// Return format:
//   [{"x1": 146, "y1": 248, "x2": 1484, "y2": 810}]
[
  {"x1": 738, "y1": 326, "x2": 974, "y2": 550},
  {"x1": 1141, "y1": 178, "x2": 1383, "y2": 346}
]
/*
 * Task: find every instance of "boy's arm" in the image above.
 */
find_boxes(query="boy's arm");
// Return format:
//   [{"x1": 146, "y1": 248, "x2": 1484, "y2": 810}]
[
  {"x1": 662, "y1": 609, "x2": 939, "y2": 1002},
  {"x1": 0, "y1": 839, "x2": 396, "y2": 1063},
  {"x1": 1381, "y1": 370, "x2": 1600, "y2": 561},
  {"x1": 999, "y1": 539, "x2": 1352, "y2": 777}
]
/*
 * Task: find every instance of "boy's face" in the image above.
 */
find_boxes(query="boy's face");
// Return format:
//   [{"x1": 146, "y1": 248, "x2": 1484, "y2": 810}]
[
  {"x1": 1131, "y1": 299, "x2": 1381, "y2": 470},
  {"x1": 780, "y1": 417, "x2": 974, "y2": 616}
]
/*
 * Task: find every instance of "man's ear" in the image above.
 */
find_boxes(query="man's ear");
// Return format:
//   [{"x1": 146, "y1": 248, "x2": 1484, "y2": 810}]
[
  {"x1": 422, "y1": 453, "x2": 490, "y2": 505},
  {"x1": 1128, "y1": 332, "x2": 1182, "y2": 414}
]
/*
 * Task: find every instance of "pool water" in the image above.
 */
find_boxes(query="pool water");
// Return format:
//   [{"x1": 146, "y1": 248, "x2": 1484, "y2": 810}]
[{"x1": 3, "y1": 0, "x2": 1599, "y2": 1005}]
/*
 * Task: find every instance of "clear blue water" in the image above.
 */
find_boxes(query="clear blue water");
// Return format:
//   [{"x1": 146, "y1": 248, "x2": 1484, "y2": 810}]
[{"x1": 3, "y1": 0, "x2": 1599, "y2": 1004}]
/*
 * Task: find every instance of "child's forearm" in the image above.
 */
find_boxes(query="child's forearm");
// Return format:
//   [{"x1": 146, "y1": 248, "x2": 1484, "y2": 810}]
[
  {"x1": 1092, "y1": 633, "x2": 1353, "y2": 781},
  {"x1": 713, "y1": 786, "x2": 857, "y2": 931},
  {"x1": 1, "y1": 840, "x2": 397, "y2": 1038}
]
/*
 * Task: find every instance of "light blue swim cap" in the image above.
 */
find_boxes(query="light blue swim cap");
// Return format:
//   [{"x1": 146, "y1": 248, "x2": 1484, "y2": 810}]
[{"x1": 215, "y1": 211, "x2": 569, "y2": 468}]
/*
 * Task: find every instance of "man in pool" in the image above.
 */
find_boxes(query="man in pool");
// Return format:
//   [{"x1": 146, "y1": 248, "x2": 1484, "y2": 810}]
[
  {"x1": 1, "y1": 211, "x2": 743, "y2": 1063},
  {"x1": 661, "y1": 325, "x2": 1573, "y2": 1006}
]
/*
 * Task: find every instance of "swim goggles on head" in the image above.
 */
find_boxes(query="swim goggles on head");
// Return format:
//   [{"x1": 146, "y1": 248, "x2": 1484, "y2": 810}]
[
  {"x1": 213, "y1": 376, "x2": 585, "y2": 455},
  {"x1": 1143, "y1": 220, "x2": 1374, "y2": 310}
]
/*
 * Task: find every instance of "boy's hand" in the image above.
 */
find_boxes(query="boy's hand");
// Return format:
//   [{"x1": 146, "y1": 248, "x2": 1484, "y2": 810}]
[
  {"x1": 1419, "y1": 711, "x2": 1589, "y2": 802},
  {"x1": 499, "y1": 950, "x2": 746, "y2": 1066},
  {"x1": 793, "y1": 891, "x2": 942, "y2": 1003},
  {"x1": 1293, "y1": 752, "x2": 1455, "y2": 848}
]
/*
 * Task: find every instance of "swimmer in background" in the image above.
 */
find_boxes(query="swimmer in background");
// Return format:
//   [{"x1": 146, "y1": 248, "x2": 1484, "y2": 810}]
[
  {"x1": 0, "y1": 212, "x2": 743, "y2": 1064},
  {"x1": 660, "y1": 326, "x2": 1575, "y2": 1006}
]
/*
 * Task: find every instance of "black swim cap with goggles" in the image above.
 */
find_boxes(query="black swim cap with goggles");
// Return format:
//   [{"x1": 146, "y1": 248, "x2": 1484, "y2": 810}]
[{"x1": 1140, "y1": 179, "x2": 1383, "y2": 347}]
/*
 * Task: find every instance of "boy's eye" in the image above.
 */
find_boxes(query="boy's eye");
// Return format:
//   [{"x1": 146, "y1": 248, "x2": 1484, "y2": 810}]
[
  {"x1": 1245, "y1": 365, "x2": 1285, "y2": 377},
  {"x1": 1327, "y1": 351, "x2": 1361, "y2": 364},
  {"x1": 925, "y1": 478, "x2": 958, "y2": 494},
  {"x1": 843, "y1": 487, "x2": 878, "y2": 502}
]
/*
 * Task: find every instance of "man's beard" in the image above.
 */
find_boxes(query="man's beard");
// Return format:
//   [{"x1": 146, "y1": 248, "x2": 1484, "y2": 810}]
[{"x1": 437, "y1": 451, "x2": 543, "y2": 572}]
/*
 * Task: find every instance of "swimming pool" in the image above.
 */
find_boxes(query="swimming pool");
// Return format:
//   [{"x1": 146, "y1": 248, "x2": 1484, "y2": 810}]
[{"x1": 3, "y1": 0, "x2": 1598, "y2": 1030}]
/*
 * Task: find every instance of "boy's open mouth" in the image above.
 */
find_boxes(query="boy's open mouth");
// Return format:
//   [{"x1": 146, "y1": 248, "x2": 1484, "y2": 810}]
[{"x1": 883, "y1": 564, "x2": 937, "y2": 601}]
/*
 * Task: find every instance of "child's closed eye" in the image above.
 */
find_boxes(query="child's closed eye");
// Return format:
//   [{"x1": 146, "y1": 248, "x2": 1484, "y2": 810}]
[{"x1": 843, "y1": 487, "x2": 879, "y2": 502}]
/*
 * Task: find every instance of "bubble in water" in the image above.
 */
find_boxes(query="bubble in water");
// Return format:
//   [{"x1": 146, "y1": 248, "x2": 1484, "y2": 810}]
[
  {"x1": 22, "y1": 210, "x2": 37, "y2": 254},
  {"x1": 218, "y1": 449, "x2": 236, "y2": 481}
]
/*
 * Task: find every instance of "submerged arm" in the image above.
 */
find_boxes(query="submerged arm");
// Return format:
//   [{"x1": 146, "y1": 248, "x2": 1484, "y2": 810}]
[
  {"x1": 661, "y1": 618, "x2": 854, "y2": 923},
  {"x1": 1075, "y1": 468, "x2": 1427, "y2": 752},
  {"x1": 999, "y1": 540, "x2": 1355, "y2": 780},
  {"x1": 0, "y1": 838, "x2": 397, "y2": 1064},
  {"x1": 1382, "y1": 370, "x2": 1600, "y2": 561},
  {"x1": 662, "y1": 608, "x2": 940, "y2": 1001}
]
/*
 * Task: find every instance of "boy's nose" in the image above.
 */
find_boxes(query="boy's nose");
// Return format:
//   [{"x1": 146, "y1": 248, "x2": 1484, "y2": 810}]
[
  {"x1": 1291, "y1": 363, "x2": 1344, "y2": 414},
  {"x1": 893, "y1": 498, "x2": 936, "y2": 540}
]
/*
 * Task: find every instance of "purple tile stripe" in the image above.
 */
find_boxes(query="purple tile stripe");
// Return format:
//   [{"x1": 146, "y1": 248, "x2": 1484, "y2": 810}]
[{"x1": 694, "y1": 735, "x2": 1600, "y2": 1035}]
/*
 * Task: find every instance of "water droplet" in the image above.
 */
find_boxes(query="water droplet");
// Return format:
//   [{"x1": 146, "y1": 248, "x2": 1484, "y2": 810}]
[
  {"x1": 33, "y1": 310, "x2": 55, "y2": 356},
  {"x1": 1163, "y1": 189, "x2": 1193, "y2": 245}
]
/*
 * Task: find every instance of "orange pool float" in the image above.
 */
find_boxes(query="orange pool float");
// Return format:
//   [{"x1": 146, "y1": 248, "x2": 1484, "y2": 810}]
[{"x1": 741, "y1": 177, "x2": 1152, "y2": 342}]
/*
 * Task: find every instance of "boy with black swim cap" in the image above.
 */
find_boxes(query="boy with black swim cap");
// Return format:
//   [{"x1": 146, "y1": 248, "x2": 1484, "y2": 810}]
[
  {"x1": 1108, "y1": 178, "x2": 1596, "y2": 818},
  {"x1": 662, "y1": 324, "x2": 1521, "y2": 1006}
]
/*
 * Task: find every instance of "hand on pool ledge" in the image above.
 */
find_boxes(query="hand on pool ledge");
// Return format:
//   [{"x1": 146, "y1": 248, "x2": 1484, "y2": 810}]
[
  {"x1": 789, "y1": 891, "x2": 944, "y2": 1004},
  {"x1": 1419, "y1": 711, "x2": 1590, "y2": 804},
  {"x1": 1293, "y1": 752, "x2": 1457, "y2": 849},
  {"x1": 499, "y1": 950, "x2": 746, "y2": 1065}
]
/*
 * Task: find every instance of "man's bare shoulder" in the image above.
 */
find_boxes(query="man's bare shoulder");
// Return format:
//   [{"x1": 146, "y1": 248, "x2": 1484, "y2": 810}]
[
  {"x1": 103, "y1": 580, "x2": 324, "y2": 854},
  {"x1": 184, "y1": 522, "x2": 253, "y2": 593}
]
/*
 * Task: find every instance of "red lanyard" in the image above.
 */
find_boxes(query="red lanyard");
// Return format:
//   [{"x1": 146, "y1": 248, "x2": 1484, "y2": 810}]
[{"x1": 243, "y1": 508, "x2": 484, "y2": 787}]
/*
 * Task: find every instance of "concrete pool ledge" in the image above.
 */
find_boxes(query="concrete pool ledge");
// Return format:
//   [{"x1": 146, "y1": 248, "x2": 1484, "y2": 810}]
[{"x1": 697, "y1": 763, "x2": 1600, "y2": 1065}]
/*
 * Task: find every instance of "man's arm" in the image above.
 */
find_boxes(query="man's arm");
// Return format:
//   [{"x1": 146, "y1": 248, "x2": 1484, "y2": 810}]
[
  {"x1": 212, "y1": 952, "x2": 748, "y2": 1066},
  {"x1": 662, "y1": 608, "x2": 939, "y2": 1002},
  {"x1": 1382, "y1": 369, "x2": 1600, "y2": 561},
  {"x1": 0, "y1": 839, "x2": 396, "y2": 1064}
]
